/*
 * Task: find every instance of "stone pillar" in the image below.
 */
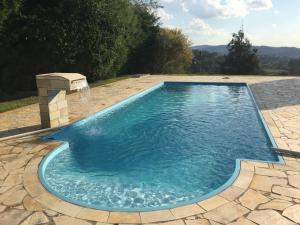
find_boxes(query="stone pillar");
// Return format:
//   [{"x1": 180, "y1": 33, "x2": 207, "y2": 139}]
[
  {"x1": 36, "y1": 73, "x2": 87, "y2": 129},
  {"x1": 38, "y1": 89, "x2": 69, "y2": 128}
]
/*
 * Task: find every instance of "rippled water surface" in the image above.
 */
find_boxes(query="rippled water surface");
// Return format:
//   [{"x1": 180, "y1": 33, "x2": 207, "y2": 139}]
[{"x1": 42, "y1": 83, "x2": 279, "y2": 210}]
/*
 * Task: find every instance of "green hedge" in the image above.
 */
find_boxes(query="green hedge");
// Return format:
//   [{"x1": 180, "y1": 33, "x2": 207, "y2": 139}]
[{"x1": 0, "y1": 0, "x2": 159, "y2": 94}]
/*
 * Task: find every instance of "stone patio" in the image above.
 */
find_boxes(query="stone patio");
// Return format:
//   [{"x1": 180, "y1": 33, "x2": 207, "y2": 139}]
[{"x1": 0, "y1": 75, "x2": 300, "y2": 225}]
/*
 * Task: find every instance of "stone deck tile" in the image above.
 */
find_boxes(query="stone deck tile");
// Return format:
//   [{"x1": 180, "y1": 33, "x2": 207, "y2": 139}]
[
  {"x1": 247, "y1": 209, "x2": 296, "y2": 225},
  {"x1": 258, "y1": 199, "x2": 293, "y2": 211},
  {"x1": 238, "y1": 189, "x2": 270, "y2": 210},
  {"x1": 288, "y1": 174, "x2": 300, "y2": 188},
  {"x1": 255, "y1": 167, "x2": 287, "y2": 178},
  {"x1": 198, "y1": 195, "x2": 228, "y2": 211},
  {"x1": 232, "y1": 170, "x2": 254, "y2": 189},
  {"x1": 170, "y1": 204, "x2": 206, "y2": 219},
  {"x1": 240, "y1": 161, "x2": 255, "y2": 172},
  {"x1": 48, "y1": 199, "x2": 83, "y2": 217},
  {"x1": 203, "y1": 201, "x2": 250, "y2": 224},
  {"x1": 153, "y1": 219, "x2": 186, "y2": 225},
  {"x1": 227, "y1": 217, "x2": 256, "y2": 225},
  {"x1": 21, "y1": 211, "x2": 49, "y2": 225},
  {"x1": 34, "y1": 192, "x2": 61, "y2": 209},
  {"x1": 250, "y1": 175, "x2": 288, "y2": 192},
  {"x1": 218, "y1": 186, "x2": 245, "y2": 201},
  {"x1": 140, "y1": 210, "x2": 175, "y2": 223},
  {"x1": 282, "y1": 204, "x2": 300, "y2": 223},
  {"x1": 185, "y1": 219, "x2": 210, "y2": 225},
  {"x1": 76, "y1": 208, "x2": 109, "y2": 222},
  {"x1": 0, "y1": 209, "x2": 31, "y2": 225},
  {"x1": 272, "y1": 185, "x2": 300, "y2": 199},
  {"x1": 22, "y1": 195, "x2": 43, "y2": 211},
  {"x1": 53, "y1": 216, "x2": 92, "y2": 225},
  {"x1": 108, "y1": 212, "x2": 141, "y2": 224}
]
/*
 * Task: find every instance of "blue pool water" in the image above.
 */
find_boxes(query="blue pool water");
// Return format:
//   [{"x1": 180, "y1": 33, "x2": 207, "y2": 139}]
[{"x1": 40, "y1": 82, "x2": 280, "y2": 211}]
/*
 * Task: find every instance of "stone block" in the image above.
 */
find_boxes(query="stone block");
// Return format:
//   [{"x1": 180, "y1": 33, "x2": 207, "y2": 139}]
[
  {"x1": 38, "y1": 88, "x2": 48, "y2": 97},
  {"x1": 50, "y1": 80, "x2": 68, "y2": 89},
  {"x1": 59, "y1": 117, "x2": 69, "y2": 125},
  {"x1": 57, "y1": 100, "x2": 68, "y2": 109},
  {"x1": 36, "y1": 79, "x2": 50, "y2": 88},
  {"x1": 39, "y1": 104, "x2": 49, "y2": 113},
  {"x1": 50, "y1": 119, "x2": 59, "y2": 127},
  {"x1": 60, "y1": 107, "x2": 68, "y2": 117},
  {"x1": 48, "y1": 103, "x2": 58, "y2": 112},
  {"x1": 49, "y1": 111, "x2": 60, "y2": 120},
  {"x1": 40, "y1": 112, "x2": 50, "y2": 120},
  {"x1": 38, "y1": 96, "x2": 49, "y2": 105}
]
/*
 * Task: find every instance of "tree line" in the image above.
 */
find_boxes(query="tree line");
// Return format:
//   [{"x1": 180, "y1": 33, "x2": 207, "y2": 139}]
[
  {"x1": 0, "y1": 0, "x2": 192, "y2": 95},
  {"x1": 190, "y1": 30, "x2": 300, "y2": 76}
]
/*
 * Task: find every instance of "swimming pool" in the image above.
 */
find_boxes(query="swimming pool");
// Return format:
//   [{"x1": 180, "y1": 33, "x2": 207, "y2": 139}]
[{"x1": 39, "y1": 82, "x2": 281, "y2": 211}]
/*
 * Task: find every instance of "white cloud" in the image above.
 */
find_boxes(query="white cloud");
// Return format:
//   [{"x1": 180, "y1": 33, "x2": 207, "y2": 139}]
[
  {"x1": 187, "y1": 18, "x2": 217, "y2": 35},
  {"x1": 161, "y1": 0, "x2": 273, "y2": 19},
  {"x1": 156, "y1": 8, "x2": 174, "y2": 21},
  {"x1": 182, "y1": 18, "x2": 231, "y2": 45},
  {"x1": 246, "y1": 0, "x2": 273, "y2": 10}
]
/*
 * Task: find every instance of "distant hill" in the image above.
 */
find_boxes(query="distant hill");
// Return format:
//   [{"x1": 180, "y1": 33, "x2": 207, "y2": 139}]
[{"x1": 192, "y1": 45, "x2": 300, "y2": 59}]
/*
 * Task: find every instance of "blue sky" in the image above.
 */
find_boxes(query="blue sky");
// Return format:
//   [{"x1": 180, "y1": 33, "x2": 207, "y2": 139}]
[{"x1": 156, "y1": 0, "x2": 300, "y2": 47}]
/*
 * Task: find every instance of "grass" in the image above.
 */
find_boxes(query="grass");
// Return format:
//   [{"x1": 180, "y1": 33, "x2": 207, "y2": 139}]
[
  {"x1": 0, "y1": 96, "x2": 39, "y2": 113},
  {"x1": 89, "y1": 75, "x2": 130, "y2": 88},
  {"x1": 0, "y1": 75, "x2": 130, "y2": 113}
]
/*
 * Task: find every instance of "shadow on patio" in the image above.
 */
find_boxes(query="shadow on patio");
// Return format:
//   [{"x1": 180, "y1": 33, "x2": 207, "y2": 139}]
[
  {"x1": 250, "y1": 77, "x2": 300, "y2": 110},
  {"x1": 0, "y1": 125, "x2": 41, "y2": 139}
]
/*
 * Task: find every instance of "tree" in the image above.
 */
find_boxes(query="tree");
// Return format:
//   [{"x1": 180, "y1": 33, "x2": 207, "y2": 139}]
[
  {"x1": 190, "y1": 50, "x2": 225, "y2": 74},
  {"x1": 288, "y1": 58, "x2": 300, "y2": 75},
  {"x1": 120, "y1": 0, "x2": 160, "y2": 74},
  {"x1": 152, "y1": 28, "x2": 192, "y2": 74},
  {"x1": 222, "y1": 29, "x2": 260, "y2": 74},
  {"x1": 0, "y1": 0, "x2": 21, "y2": 29}
]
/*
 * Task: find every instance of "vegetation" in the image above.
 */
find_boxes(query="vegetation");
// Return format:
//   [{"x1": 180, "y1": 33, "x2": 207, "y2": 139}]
[
  {"x1": 222, "y1": 30, "x2": 260, "y2": 74},
  {"x1": 190, "y1": 50, "x2": 224, "y2": 74},
  {"x1": 189, "y1": 30, "x2": 300, "y2": 76},
  {"x1": 288, "y1": 58, "x2": 300, "y2": 75},
  {"x1": 189, "y1": 49, "x2": 300, "y2": 76},
  {"x1": 0, "y1": 0, "x2": 157, "y2": 94},
  {"x1": 152, "y1": 28, "x2": 192, "y2": 74},
  {"x1": 0, "y1": 0, "x2": 195, "y2": 97},
  {"x1": 0, "y1": 0, "x2": 21, "y2": 29},
  {"x1": 0, "y1": 96, "x2": 38, "y2": 113}
]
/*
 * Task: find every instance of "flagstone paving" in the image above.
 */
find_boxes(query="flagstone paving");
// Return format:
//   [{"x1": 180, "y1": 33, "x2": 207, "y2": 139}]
[{"x1": 0, "y1": 75, "x2": 300, "y2": 225}]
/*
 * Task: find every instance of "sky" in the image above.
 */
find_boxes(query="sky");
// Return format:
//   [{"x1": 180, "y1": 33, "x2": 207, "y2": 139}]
[{"x1": 156, "y1": 0, "x2": 300, "y2": 47}]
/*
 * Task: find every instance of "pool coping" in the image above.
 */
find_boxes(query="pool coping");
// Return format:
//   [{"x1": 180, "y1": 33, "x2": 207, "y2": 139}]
[{"x1": 23, "y1": 81, "x2": 285, "y2": 223}]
